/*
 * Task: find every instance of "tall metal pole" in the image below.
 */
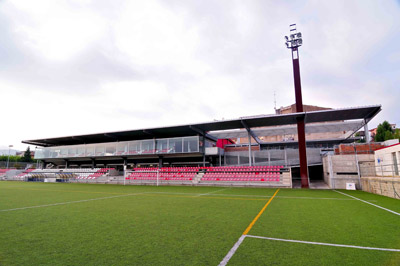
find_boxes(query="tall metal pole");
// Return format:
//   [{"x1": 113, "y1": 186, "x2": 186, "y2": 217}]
[
  {"x1": 6, "y1": 145, "x2": 13, "y2": 169},
  {"x1": 285, "y1": 24, "x2": 309, "y2": 188}
]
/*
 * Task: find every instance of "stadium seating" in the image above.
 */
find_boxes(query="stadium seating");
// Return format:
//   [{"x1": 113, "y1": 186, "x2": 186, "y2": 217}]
[
  {"x1": 200, "y1": 166, "x2": 284, "y2": 183},
  {"x1": 19, "y1": 168, "x2": 115, "y2": 180},
  {"x1": 15, "y1": 168, "x2": 35, "y2": 179},
  {"x1": 126, "y1": 167, "x2": 200, "y2": 181},
  {"x1": 0, "y1": 169, "x2": 12, "y2": 177}
]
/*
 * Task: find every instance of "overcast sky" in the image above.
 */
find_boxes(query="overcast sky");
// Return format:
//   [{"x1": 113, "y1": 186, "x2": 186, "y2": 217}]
[{"x1": 1, "y1": 0, "x2": 399, "y2": 151}]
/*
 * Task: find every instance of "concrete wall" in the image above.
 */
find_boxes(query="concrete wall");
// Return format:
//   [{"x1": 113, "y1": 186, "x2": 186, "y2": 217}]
[
  {"x1": 361, "y1": 177, "x2": 400, "y2": 199},
  {"x1": 323, "y1": 154, "x2": 375, "y2": 189},
  {"x1": 374, "y1": 143, "x2": 400, "y2": 177}
]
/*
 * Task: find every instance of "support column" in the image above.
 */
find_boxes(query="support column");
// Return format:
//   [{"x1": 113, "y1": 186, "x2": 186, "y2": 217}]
[
  {"x1": 202, "y1": 136, "x2": 206, "y2": 167},
  {"x1": 248, "y1": 133, "x2": 252, "y2": 166},
  {"x1": 292, "y1": 47, "x2": 309, "y2": 188},
  {"x1": 158, "y1": 156, "x2": 163, "y2": 168},
  {"x1": 364, "y1": 120, "x2": 370, "y2": 143},
  {"x1": 65, "y1": 160, "x2": 69, "y2": 169},
  {"x1": 91, "y1": 158, "x2": 95, "y2": 169}
]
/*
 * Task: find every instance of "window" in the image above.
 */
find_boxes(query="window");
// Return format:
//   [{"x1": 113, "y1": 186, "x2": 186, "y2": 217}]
[
  {"x1": 183, "y1": 137, "x2": 199, "y2": 153},
  {"x1": 169, "y1": 138, "x2": 183, "y2": 153},
  {"x1": 157, "y1": 139, "x2": 168, "y2": 153}
]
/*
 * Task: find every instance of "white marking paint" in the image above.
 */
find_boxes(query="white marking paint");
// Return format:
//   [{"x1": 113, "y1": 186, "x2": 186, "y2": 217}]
[
  {"x1": 246, "y1": 235, "x2": 400, "y2": 252},
  {"x1": 142, "y1": 191, "x2": 368, "y2": 201},
  {"x1": 0, "y1": 192, "x2": 144, "y2": 212},
  {"x1": 334, "y1": 190, "x2": 400, "y2": 216},
  {"x1": 218, "y1": 235, "x2": 246, "y2": 266},
  {"x1": 195, "y1": 188, "x2": 230, "y2": 197}
]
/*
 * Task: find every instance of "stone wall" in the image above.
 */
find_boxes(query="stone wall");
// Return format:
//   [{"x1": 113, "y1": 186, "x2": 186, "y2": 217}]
[
  {"x1": 323, "y1": 154, "x2": 375, "y2": 189},
  {"x1": 361, "y1": 177, "x2": 400, "y2": 199}
]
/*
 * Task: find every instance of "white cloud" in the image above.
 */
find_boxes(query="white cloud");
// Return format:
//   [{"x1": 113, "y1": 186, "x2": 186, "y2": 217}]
[
  {"x1": 4, "y1": 0, "x2": 107, "y2": 61},
  {"x1": 0, "y1": 0, "x2": 399, "y2": 151}
]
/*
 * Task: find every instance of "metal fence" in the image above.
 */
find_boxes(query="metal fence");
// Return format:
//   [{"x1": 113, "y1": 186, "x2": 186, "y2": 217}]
[{"x1": 0, "y1": 162, "x2": 37, "y2": 169}]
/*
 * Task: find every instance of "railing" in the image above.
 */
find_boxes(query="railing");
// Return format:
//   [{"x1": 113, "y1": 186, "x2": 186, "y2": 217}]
[{"x1": 35, "y1": 136, "x2": 200, "y2": 159}]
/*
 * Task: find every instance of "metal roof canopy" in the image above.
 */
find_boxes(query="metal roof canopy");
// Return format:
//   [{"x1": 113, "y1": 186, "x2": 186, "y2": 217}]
[
  {"x1": 258, "y1": 137, "x2": 360, "y2": 148},
  {"x1": 22, "y1": 105, "x2": 381, "y2": 147},
  {"x1": 209, "y1": 120, "x2": 366, "y2": 139}
]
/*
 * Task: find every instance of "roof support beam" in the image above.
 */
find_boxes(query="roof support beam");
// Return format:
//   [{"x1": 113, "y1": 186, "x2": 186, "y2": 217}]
[
  {"x1": 104, "y1": 133, "x2": 118, "y2": 141},
  {"x1": 240, "y1": 120, "x2": 261, "y2": 144},
  {"x1": 72, "y1": 136, "x2": 86, "y2": 143},
  {"x1": 21, "y1": 141, "x2": 52, "y2": 147},
  {"x1": 142, "y1": 130, "x2": 154, "y2": 137},
  {"x1": 189, "y1": 126, "x2": 218, "y2": 142}
]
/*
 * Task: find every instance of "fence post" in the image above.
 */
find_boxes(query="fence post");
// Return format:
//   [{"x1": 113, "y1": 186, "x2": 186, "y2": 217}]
[
  {"x1": 354, "y1": 147, "x2": 362, "y2": 190},
  {"x1": 392, "y1": 164, "x2": 395, "y2": 177}
]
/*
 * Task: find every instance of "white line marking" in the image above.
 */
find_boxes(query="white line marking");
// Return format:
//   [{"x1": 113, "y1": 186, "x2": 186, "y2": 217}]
[
  {"x1": 218, "y1": 235, "x2": 246, "y2": 266},
  {"x1": 195, "y1": 188, "x2": 230, "y2": 197},
  {"x1": 334, "y1": 190, "x2": 400, "y2": 216},
  {"x1": 0, "y1": 193, "x2": 144, "y2": 212},
  {"x1": 246, "y1": 235, "x2": 400, "y2": 252},
  {"x1": 141, "y1": 191, "x2": 367, "y2": 201}
]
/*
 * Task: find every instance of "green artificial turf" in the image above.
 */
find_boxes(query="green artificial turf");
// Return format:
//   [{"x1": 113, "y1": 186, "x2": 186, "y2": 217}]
[{"x1": 0, "y1": 182, "x2": 399, "y2": 265}]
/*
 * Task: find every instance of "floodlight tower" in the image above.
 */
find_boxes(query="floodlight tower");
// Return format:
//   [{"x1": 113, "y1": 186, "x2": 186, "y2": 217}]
[{"x1": 285, "y1": 24, "x2": 309, "y2": 188}]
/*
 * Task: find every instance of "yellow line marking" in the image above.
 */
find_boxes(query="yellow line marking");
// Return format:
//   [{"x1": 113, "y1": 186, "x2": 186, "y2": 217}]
[{"x1": 242, "y1": 188, "x2": 280, "y2": 235}]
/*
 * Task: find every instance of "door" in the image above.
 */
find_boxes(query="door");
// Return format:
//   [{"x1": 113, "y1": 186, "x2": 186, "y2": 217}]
[{"x1": 392, "y1": 152, "x2": 399, "y2": 176}]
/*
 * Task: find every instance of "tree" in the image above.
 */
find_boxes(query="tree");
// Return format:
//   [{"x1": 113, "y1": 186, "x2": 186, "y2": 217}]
[
  {"x1": 354, "y1": 132, "x2": 365, "y2": 143},
  {"x1": 22, "y1": 147, "x2": 33, "y2": 162},
  {"x1": 394, "y1": 128, "x2": 400, "y2": 141},
  {"x1": 375, "y1": 121, "x2": 394, "y2": 142}
]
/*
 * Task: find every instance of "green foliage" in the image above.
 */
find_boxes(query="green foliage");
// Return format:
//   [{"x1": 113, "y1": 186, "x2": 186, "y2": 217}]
[
  {"x1": 22, "y1": 147, "x2": 33, "y2": 162},
  {"x1": 0, "y1": 183, "x2": 399, "y2": 265},
  {"x1": 394, "y1": 129, "x2": 400, "y2": 141},
  {"x1": 375, "y1": 121, "x2": 394, "y2": 142},
  {"x1": 355, "y1": 132, "x2": 366, "y2": 143},
  {"x1": 0, "y1": 155, "x2": 20, "y2": 162}
]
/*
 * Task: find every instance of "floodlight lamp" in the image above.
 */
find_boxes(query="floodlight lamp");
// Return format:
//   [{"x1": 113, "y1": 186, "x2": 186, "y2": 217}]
[
  {"x1": 297, "y1": 32, "x2": 302, "y2": 38},
  {"x1": 290, "y1": 34, "x2": 295, "y2": 40},
  {"x1": 285, "y1": 36, "x2": 289, "y2": 41},
  {"x1": 285, "y1": 42, "x2": 290, "y2": 48},
  {"x1": 297, "y1": 39, "x2": 303, "y2": 45}
]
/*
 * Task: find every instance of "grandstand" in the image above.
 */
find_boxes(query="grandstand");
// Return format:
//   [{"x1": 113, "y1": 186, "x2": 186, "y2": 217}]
[
  {"x1": 18, "y1": 105, "x2": 381, "y2": 187},
  {"x1": 11, "y1": 168, "x2": 117, "y2": 182}
]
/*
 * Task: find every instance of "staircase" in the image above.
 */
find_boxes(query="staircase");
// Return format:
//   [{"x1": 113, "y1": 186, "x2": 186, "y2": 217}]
[{"x1": 192, "y1": 172, "x2": 204, "y2": 184}]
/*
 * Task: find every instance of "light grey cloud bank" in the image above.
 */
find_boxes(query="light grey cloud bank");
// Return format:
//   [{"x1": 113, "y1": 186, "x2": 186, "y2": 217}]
[{"x1": 0, "y1": 0, "x2": 399, "y2": 150}]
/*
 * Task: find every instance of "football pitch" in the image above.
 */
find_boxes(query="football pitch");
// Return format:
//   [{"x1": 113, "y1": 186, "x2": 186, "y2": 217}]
[{"x1": 1, "y1": 182, "x2": 399, "y2": 266}]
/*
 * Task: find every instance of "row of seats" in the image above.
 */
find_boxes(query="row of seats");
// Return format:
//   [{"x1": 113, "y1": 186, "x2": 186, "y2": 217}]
[
  {"x1": 16, "y1": 169, "x2": 35, "y2": 178},
  {"x1": 133, "y1": 167, "x2": 200, "y2": 172},
  {"x1": 202, "y1": 177, "x2": 280, "y2": 182},
  {"x1": 0, "y1": 169, "x2": 12, "y2": 173},
  {"x1": 26, "y1": 168, "x2": 103, "y2": 173},
  {"x1": 200, "y1": 166, "x2": 283, "y2": 183},
  {"x1": 205, "y1": 166, "x2": 283, "y2": 172},
  {"x1": 20, "y1": 168, "x2": 115, "y2": 180},
  {"x1": 126, "y1": 177, "x2": 193, "y2": 181},
  {"x1": 127, "y1": 172, "x2": 196, "y2": 179},
  {"x1": 0, "y1": 169, "x2": 11, "y2": 177},
  {"x1": 204, "y1": 173, "x2": 280, "y2": 178}
]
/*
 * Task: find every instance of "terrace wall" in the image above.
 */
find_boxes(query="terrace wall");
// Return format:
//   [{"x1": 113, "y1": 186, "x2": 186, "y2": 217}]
[
  {"x1": 361, "y1": 177, "x2": 400, "y2": 199},
  {"x1": 323, "y1": 154, "x2": 375, "y2": 189}
]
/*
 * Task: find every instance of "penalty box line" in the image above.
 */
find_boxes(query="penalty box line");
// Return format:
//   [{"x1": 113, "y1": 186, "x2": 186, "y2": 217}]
[
  {"x1": 246, "y1": 235, "x2": 400, "y2": 252},
  {"x1": 334, "y1": 190, "x2": 400, "y2": 216},
  {"x1": 0, "y1": 192, "x2": 145, "y2": 212}
]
